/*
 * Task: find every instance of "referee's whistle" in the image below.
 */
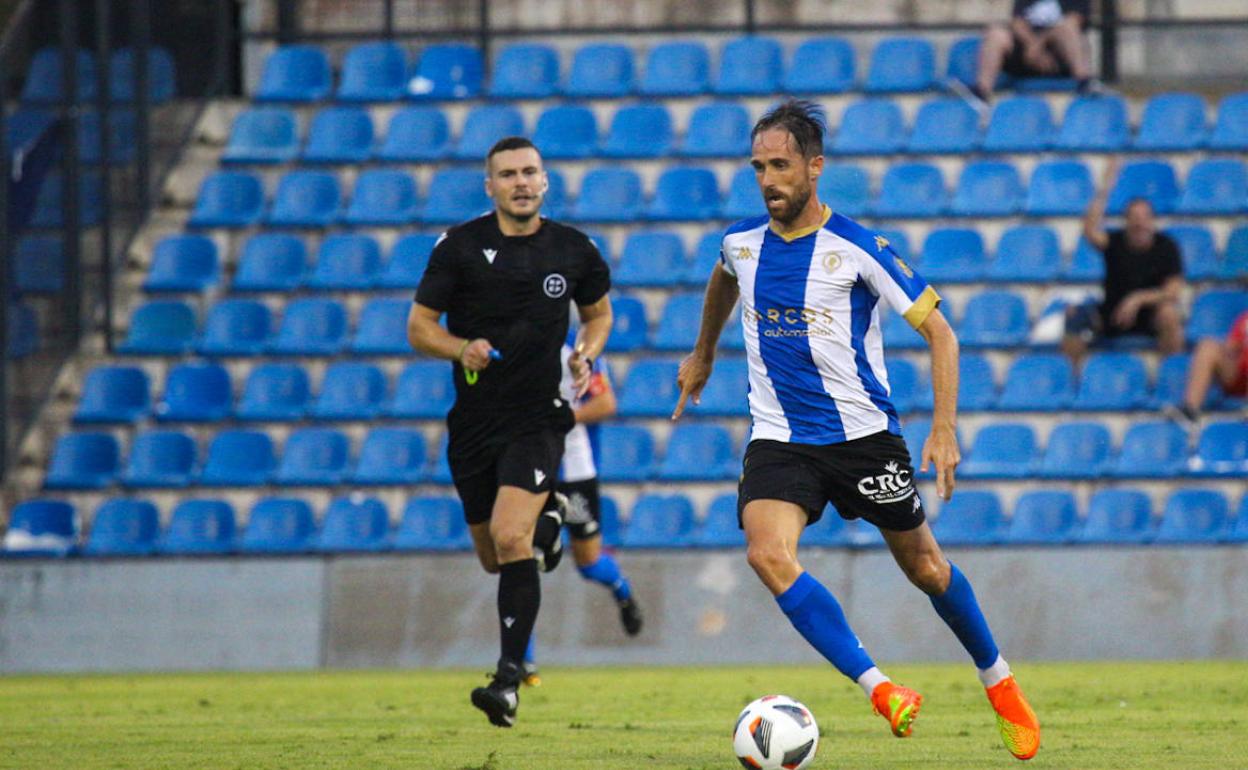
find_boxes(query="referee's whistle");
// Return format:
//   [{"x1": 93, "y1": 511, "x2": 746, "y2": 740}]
[{"x1": 488, "y1": 349, "x2": 503, "y2": 360}]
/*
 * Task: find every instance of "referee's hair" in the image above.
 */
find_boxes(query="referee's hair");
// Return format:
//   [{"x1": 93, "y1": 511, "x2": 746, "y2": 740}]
[
  {"x1": 486, "y1": 136, "x2": 540, "y2": 165},
  {"x1": 751, "y1": 99, "x2": 826, "y2": 159}
]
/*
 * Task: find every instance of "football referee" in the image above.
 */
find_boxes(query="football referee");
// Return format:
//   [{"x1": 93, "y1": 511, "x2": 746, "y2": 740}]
[{"x1": 408, "y1": 137, "x2": 612, "y2": 728}]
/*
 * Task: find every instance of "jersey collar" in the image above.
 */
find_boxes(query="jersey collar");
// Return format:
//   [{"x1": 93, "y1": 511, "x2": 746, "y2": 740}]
[{"x1": 769, "y1": 204, "x2": 832, "y2": 243}]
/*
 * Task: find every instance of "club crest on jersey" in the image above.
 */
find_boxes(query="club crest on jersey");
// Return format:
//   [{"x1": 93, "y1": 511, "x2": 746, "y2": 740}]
[
  {"x1": 819, "y1": 250, "x2": 845, "y2": 273},
  {"x1": 874, "y1": 234, "x2": 890, "y2": 252},
  {"x1": 543, "y1": 273, "x2": 567, "y2": 298},
  {"x1": 857, "y1": 460, "x2": 915, "y2": 504},
  {"x1": 894, "y1": 256, "x2": 914, "y2": 278},
  {"x1": 482, "y1": 248, "x2": 497, "y2": 264}
]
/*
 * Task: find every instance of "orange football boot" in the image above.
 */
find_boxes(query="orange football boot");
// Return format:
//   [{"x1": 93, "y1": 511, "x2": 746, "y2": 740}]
[
  {"x1": 871, "y1": 681, "x2": 923, "y2": 738},
  {"x1": 986, "y1": 675, "x2": 1040, "y2": 760}
]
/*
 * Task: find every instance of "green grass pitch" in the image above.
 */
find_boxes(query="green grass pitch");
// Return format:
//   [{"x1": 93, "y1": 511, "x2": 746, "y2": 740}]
[{"x1": 3, "y1": 661, "x2": 1245, "y2": 768}]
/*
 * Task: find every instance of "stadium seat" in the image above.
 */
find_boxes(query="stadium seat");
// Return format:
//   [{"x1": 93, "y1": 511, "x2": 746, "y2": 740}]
[
  {"x1": 817, "y1": 163, "x2": 871, "y2": 218},
  {"x1": 117, "y1": 300, "x2": 197, "y2": 355},
  {"x1": 144, "y1": 234, "x2": 219, "y2": 293},
  {"x1": 875, "y1": 228, "x2": 911, "y2": 261},
  {"x1": 30, "y1": 171, "x2": 102, "y2": 228},
  {"x1": 693, "y1": 494, "x2": 746, "y2": 548},
  {"x1": 454, "y1": 105, "x2": 524, "y2": 160},
  {"x1": 419, "y1": 168, "x2": 492, "y2": 224},
  {"x1": 428, "y1": 434, "x2": 452, "y2": 484},
  {"x1": 1072, "y1": 353, "x2": 1149, "y2": 410},
  {"x1": 647, "y1": 166, "x2": 720, "y2": 220},
  {"x1": 1078, "y1": 489, "x2": 1153, "y2": 544},
  {"x1": 1037, "y1": 421, "x2": 1111, "y2": 479},
  {"x1": 306, "y1": 234, "x2": 381, "y2": 289},
  {"x1": 614, "y1": 230, "x2": 685, "y2": 287},
  {"x1": 311, "y1": 362, "x2": 387, "y2": 420},
  {"x1": 681, "y1": 101, "x2": 751, "y2": 157},
  {"x1": 345, "y1": 170, "x2": 421, "y2": 226},
  {"x1": 617, "y1": 359, "x2": 681, "y2": 417},
  {"x1": 394, "y1": 497, "x2": 470, "y2": 550},
  {"x1": 256, "y1": 45, "x2": 330, "y2": 101},
  {"x1": 1064, "y1": 236, "x2": 1105, "y2": 282},
  {"x1": 988, "y1": 225, "x2": 1061, "y2": 282},
  {"x1": 75, "y1": 365, "x2": 150, "y2": 424},
  {"x1": 920, "y1": 228, "x2": 987, "y2": 282},
  {"x1": 657, "y1": 424, "x2": 736, "y2": 481},
  {"x1": 1177, "y1": 159, "x2": 1247, "y2": 215},
  {"x1": 873, "y1": 163, "x2": 945, "y2": 217},
  {"x1": 233, "y1": 233, "x2": 307, "y2": 292},
  {"x1": 154, "y1": 362, "x2": 232, "y2": 422},
  {"x1": 407, "y1": 43, "x2": 483, "y2": 100},
  {"x1": 1189, "y1": 421, "x2": 1248, "y2": 477},
  {"x1": 533, "y1": 104, "x2": 597, "y2": 159},
  {"x1": 907, "y1": 97, "x2": 980, "y2": 153},
  {"x1": 1209, "y1": 92, "x2": 1248, "y2": 149},
  {"x1": 1107, "y1": 160, "x2": 1180, "y2": 215},
  {"x1": 652, "y1": 292, "x2": 706, "y2": 350},
  {"x1": 1229, "y1": 496, "x2": 1248, "y2": 543},
  {"x1": 998, "y1": 353, "x2": 1074, "y2": 411},
  {"x1": 274, "y1": 428, "x2": 351, "y2": 486},
  {"x1": 351, "y1": 298, "x2": 411, "y2": 355},
  {"x1": 267, "y1": 170, "x2": 340, "y2": 227},
  {"x1": 379, "y1": 233, "x2": 438, "y2": 289},
  {"x1": 236, "y1": 363, "x2": 310, "y2": 421},
  {"x1": 196, "y1": 299, "x2": 272, "y2": 356},
  {"x1": 1109, "y1": 421, "x2": 1189, "y2": 478},
  {"x1": 1133, "y1": 92, "x2": 1207, "y2": 151},
  {"x1": 564, "y1": 43, "x2": 634, "y2": 97},
  {"x1": 715, "y1": 36, "x2": 782, "y2": 95},
  {"x1": 600, "y1": 103, "x2": 673, "y2": 158},
  {"x1": 831, "y1": 99, "x2": 906, "y2": 155},
  {"x1": 1165, "y1": 225, "x2": 1221, "y2": 280},
  {"x1": 121, "y1": 430, "x2": 197, "y2": 488},
  {"x1": 640, "y1": 41, "x2": 709, "y2": 96},
  {"x1": 1151, "y1": 353, "x2": 1199, "y2": 409},
  {"x1": 931, "y1": 491, "x2": 1003, "y2": 546},
  {"x1": 865, "y1": 37, "x2": 934, "y2": 92},
  {"x1": 388, "y1": 361, "x2": 455, "y2": 419},
  {"x1": 1155, "y1": 489, "x2": 1229, "y2": 544},
  {"x1": 3, "y1": 499, "x2": 76, "y2": 556},
  {"x1": 159, "y1": 499, "x2": 236, "y2": 554},
  {"x1": 982, "y1": 96, "x2": 1054, "y2": 152},
  {"x1": 879, "y1": 358, "x2": 921, "y2": 415},
  {"x1": 917, "y1": 352, "x2": 996, "y2": 412},
  {"x1": 302, "y1": 107, "x2": 374, "y2": 163},
  {"x1": 958, "y1": 291, "x2": 1028, "y2": 347},
  {"x1": 222, "y1": 108, "x2": 299, "y2": 164},
  {"x1": 960, "y1": 423, "x2": 1036, "y2": 479},
  {"x1": 200, "y1": 431, "x2": 275, "y2": 486},
  {"x1": 20, "y1": 47, "x2": 96, "y2": 103},
  {"x1": 621, "y1": 494, "x2": 694, "y2": 548},
  {"x1": 83, "y1": 499, "x2": 159, "y2": 556},
  {"x1": 595, "y1": 424, "x2": 656, "y2": 482},
  {"x1": 542, "y1": 168, "x2": 569, "y2": 219},
  {"x1": 44, "y1": 432, "x2": 119, "y2": 490},
  {"x1": 314, "y1": 497, "x2": 390, "y2": 552},
  {"x1": 488, "y1": 43, "x2": 559, "y2": 99},
  {"x1": 108, "y1": 46, "x2": 176, "y2": 103},
  {"x1": 1056, "y1": 95, "x2": 1130, "y2": 151},
  {"x1": 570, "y1": 167, "x2": 642, "y2": 222},
  {"x1": 241, "y1": 498, "x2": 316, "y2": 554},
  {"x1": 269, "y1": 298, "x2": 347, "y2": 356},
  {"x1": 1188, "y1": 290, "x2": 1248, "y2": 341},
  {"x1": 694, "y1": 358, "x2": 749, "y2": 417},
  {"x1": 722, "y1": 165, "x2": 764, "y2": 219},
  {"x1": 338, "y1": 42, "x2": 406, "y2": 102},
  {"x1": 604, "y1": 295, "x2": 649, "y2": 353},
  {"x1": 376, "y1": 107, "x2": 450, "y2": 162},
  {"x1": 188, "y1": 171, "x2": 264, "y2": 228},
  {"x1": 681, "y1": 230, "x2": 723, "y2": 286},
  {"x1": 1004, "y1": 490, "x2": 1079, "y2": 544},
  {"x1": 352, "y1": 428, "x2": 428, "y2": 485},
  {"x1": 784, "y1": 36, "x2": 855, "y2": 93},
  {"x1": 14, "y1": 236, "x2": 64, "y2": 294},
  {"x1": 951, "y1": 161, "x2": 1022, "y2": 217},
  {"x1": 882, "y1": 307, "x2": 924, "y2": 351},
  {"x1": 1223, "y1": 226, "x2": 1248, "y2": 280}
]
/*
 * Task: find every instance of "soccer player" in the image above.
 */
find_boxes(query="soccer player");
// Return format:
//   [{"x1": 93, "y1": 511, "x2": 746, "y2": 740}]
[
  {"x1": 408, "y1": 136, "x2": 612, "y2": 728},
  {"x1": 672, "y1": 100, "x2": 1040, "y2": 760}
]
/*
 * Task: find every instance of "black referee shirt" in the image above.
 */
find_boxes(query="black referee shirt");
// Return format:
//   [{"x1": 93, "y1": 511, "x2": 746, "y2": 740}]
[{"x1": 415, "y1": 213, "x2": 611, "y2": 458}]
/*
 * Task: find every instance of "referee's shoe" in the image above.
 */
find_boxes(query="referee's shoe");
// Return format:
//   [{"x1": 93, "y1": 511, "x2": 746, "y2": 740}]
[
  {"x1": 532, "y1": 494, "x2": 567, "y2": 573},
  {"x1": 471, "y1": 659, "x2": 524, "y2": 727}
]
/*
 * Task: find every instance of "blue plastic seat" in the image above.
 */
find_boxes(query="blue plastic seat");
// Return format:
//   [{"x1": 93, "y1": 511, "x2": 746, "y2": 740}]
[
  {"x1": 407, "y1": 44, "x2": 482, "y2": 100},
  {"x1": 76, "y1": 109, "x2": 137, "y2": 163},
  {"x1": 394, "y1": 497, "x2": 469, "y2": 550},
  {"x1": 312, "y1": 362, "x2": 387, "y2": 420},
  {"x1": 873, "y1": 163, "x2": 945, "y2": 217},
  {"x1": 570, "y1": 167, "x2": 642, "y2": 223},
  {"x1": 640, "y1": 41, "x2": 709, "y2": 96},
  {"x1": 454, "y1": 105, "x2": 525, "y2": 160},
  {"x1": 1229, "y1": 495, "x2": 1248, "y2": 543},
  {"x1": 882, "y1": 307, "x2": 924, "y2": 351},
  {"x1": 420, "y1": 168, "x2": 491, "y2": 224},
  {"x1": 931, "y1": 491, "x2": 1003, "y2": 546},
  {"x1": 621, "y1": 494, "x2": 694, "y2": 548},
  {"x1": 565, "y1": 43, "x2": 634, "y2": 98},
  {"x1": 1189, "y1": 421, "x2": 1248, "y2": 477},
  {"x1": 1024, "y1": 159, "x2": 1093, "y2": 217},
  {"x1": 256, "y1": 45, "x2": 331, "y2": 102},
  {"x1": 144, "y1": 235, "x2": 219, "y2": 293},
  {"x1": 951, "y1": 161, "x2": 1022, "y2": 217},
  {"x1": 1004, "y1": 490, "x2": 1079, "y2": 544},
  {"x1": 489, "y1": 43, "x2": 559, "y2": 99},
  {"x1": 908, "y1": 98, "x2": 980, "y2": 153},
  {"x1": 1107, "y1": 160, "x2": 1179, "y2": 215},
  {"x1": 14, "y1": 236, "x2": 64, "y2": 294},
  {"x1": 83, "y1": 499, "x2": 159, "y2": 556},
  {"x1": 1188, "y1": 290, "x2": 1248, "y2": 341},
  {"x1": 875, "y1": 228, "x2": 912, "y2": 261},
  {"x1": 200, "y1": 431, "x2": 276, "y2": 486},
  {"x1": 344, "y1": 170, "x2": 420, "y2": 226},
  {"x1": 982, "y1": 96, "x2": 1054, "y2": 153},
  {"x1": 1078, "y1": 489, "x2": 1153, "y2": 544},
  {"x1": 155, "y1": 362, "x2": 232, "y2": 422},
  {"x1": 831, "y1": 99, "x2": 907, "y2": 155},
  {"x1": 914, "y1": 352, "x2": 994, "y2": 412},
  {"x1": 1108, "y1": 421, "x2": 1188, "y2": 478},
  {"x1": 1037, "y1": 421, "x2": 1111, "y2": 479},
  {"x1": 617, "y1": 360, "x2": 681, "y2": 418},
  {"x1": 920, "y1": 228, "x2": 987, "y2": 283},
  {"x1": 865, "y1": 37, "x2": 935, "y2": 92},
  {"x1": 118, "y1": 300, "x2": 196, "y2": 355},
  {"x1": 817, "y1": 163, "x2": 871, "y2": 218},
  {"x1": 657, "y1": 424, "x2": 736, "y2": 481},
  {"x1": 379, "y1": 233, "x2": 438, "y2": 289},
  {"x1": 241, "y1": 498, "x2": 316, "y2": 554},
  {"x1": 21, "y1": 47, "x2": 95, "y2": 103},
  {"x1": 943, "y1": 36, "x2": 982, "y2": 89},
  {"x1": 159, "y1": 500, "x2": 236, "y2": 554},
  {"x1": 694, "y1": 358, "x2": 750, "y2": 417},
  {"x1": 274, "y1": 428, "x2": 350, "y2": 486},
  {"x1": 1151, "y1": 353, "x2": 1200, "y2": 410},
  {"x1": 880, "y1": 358, "x2": 922, "y2": 415},
  {"x1": 715, "y1": 36, "x2": 782, "y2": 95},
  {"x1": 197, "y1": 299, "x2": 272, "y2": 356},
  {"x1": 387, "y1": 362, "x2": 453, "y2": 419},
  {"x1": 120, "y1": 429, "x2": 196, "y2": 488},
  {"x1": 233, "y1": 233, "x2": 307, "y2": 292},
  {"x1": 989, "y1": 225, "x2": 1061, "y2": 283},
  {"x1": 1210, "y1": 92, "x2": 1248, "y2": 149},
  {"x1": 237, "y1": 363, "x2": 310, "y2": 421},
  {"x1": 1134, "y1": 92, "x2": 1207, "y2": 151},
  {"x1": 1072, "y1": 353, "x2": 1149, "y2": 411},
  {"x1": 998, "y1": 353, "x2": 1074, "y2": 410},
  {"x1": 604, "y1": 295, "x2": 649, "y2": 353},
  {"x1": 338, "y1": 42, "x2": 406, "y2": 102},
  {"x1": 109, "y1": 46, "x2": 176, "y2": 103},
  {"x1": 76, "y1": 366, "x2": 150, "y2": 423},
  {"x1": 681, "y1": 231, "x2": 721, "y2": 285},
  {"x1": 533, "y1": 104, "x2": 597, "y2": 159},
  {"x1": 960, "y1": 423, "x2": 1036, "y2": 479},
  {"x1": 1056, "y1": 95, "x2": 1129, "y2": 151},
  {"x1": 958, "y1": 291, "x2": 1028, "y2": 347},
  {"x1": 30, "y1": 171, "x2": 102, "y2": 228},
  {"x1": 314, "y1": 497, "x2": 390, "y2": 552},
  {"x1": 44, "y1": 432, "x2": 119, "y2": 490},
  {"x1": 352, "y1": 428, "x2": 428, "y2": 485},
  {"x1": 267, "y1": 171, "x2": 340, "y2": 227},
  {"x1": 784, "y1": 36, "x2": 855, "y2": 93},
  {"x1": 652, "y1": 292, "x2": 706, "y2": 350},
  {"x1": 614, "y1": 230, "x2": 685, "y2": 287},
  {"x1": 1064, "y1": 236, "x2": 1106, "y2": 282},
  {"x1": 681, "y1": 101, "x2": 751, "y2": 157},
  {"x1": 647, "y1": 166, "x2": 720, "y2": 220},
  {"x1": 302, "y1": 107, "x2": 374, "y2": 164},
  {"x1": 1177, "y1": 159, "x2": 1247, "y2": 215},
  {"x1": 722, "y1": 165, "x2": 764, "y2": 220},
  {"x1": 541, "y1": 168, "x2": 569, "y2": 219},
  {"x1": 376, "y1": 107, "x2": 450, "y2": 162},
  {"x1": 694, "y1": 494, "x2": 746, "y2": 548},
  {"x1": 1165, "y1": 225, "x2": 1220, "y2": 280},
  {"x1": 3, "y1": 499, "x2": 75, "y2": 556},
  {"x1": 188, "y1": 171, "x2": 264, "y2": 228},
  {"x1": 351, "y1": 298, "x2": 412, "y2": 355},
  {"x1": 601, "y1": 103, "x2": 673, "y2": 158},
  {"x1": 595, "y1": 425, "x2": 655, "y2": 482},
  {"x1": 306, "y1": 234, "x2": 381, "y2": 290},
  {"x1": 1155, "y1": 490, "x2": 1229, "y2": 543},
  {"x1": 429, "y1": 433, "x2": 453, "y2": 484},
  {"x1": 269, "y1": 298, "x2": 347, "y2": 356},
  {"x1": 1224, "y1": 227, "x2": 1248, "y2": 280}
]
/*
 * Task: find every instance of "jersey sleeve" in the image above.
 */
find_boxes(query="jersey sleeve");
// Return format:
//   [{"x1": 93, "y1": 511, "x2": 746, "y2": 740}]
[
  {"x1": 857, "y1": 245, "x2": 941, "y2": 330},
  {"x1": 718, "y1": 233, "x2": 738, "y2": 277},
  {"x1": 413, "y1": 233, "x2": 456, "y2": 311},
  {"x1": 573, "y1": 235, "x2": 611, "y2": 306}
]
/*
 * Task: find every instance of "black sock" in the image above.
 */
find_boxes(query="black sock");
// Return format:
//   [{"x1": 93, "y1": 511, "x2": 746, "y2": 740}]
[
  {"x1": 532, "y1": 501, "x2": 561, "y2": 552},
  {"x1": 498, "y1": 559, "x2": 541, "y2": 668}
]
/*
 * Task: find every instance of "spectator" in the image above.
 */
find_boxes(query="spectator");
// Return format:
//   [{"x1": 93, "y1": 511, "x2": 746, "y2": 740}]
[
  {"x1": 1167, "y1": 310, "x2": 1248, "y2": 429},
  {"x1": 972, "y1": 0, "x2": 1097, "y2": 103}
]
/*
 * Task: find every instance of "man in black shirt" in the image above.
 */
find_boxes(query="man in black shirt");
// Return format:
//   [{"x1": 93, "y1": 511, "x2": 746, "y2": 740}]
[
  {"x1": 407, "y1": 137, "x2": 612, "y2": 728},
  {"x1": 972, "y1": 0, "x2": 1096, "y2": 103}
]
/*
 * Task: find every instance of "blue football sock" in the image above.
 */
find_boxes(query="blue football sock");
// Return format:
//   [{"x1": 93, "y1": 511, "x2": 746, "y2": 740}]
[
  {"x1": 523, "y1": 633, "x2": 536, "y2": 665},
  {"x1": 577, "y1": 553, "x2": 632, "y2": 602},
  {"x1": 776, "y1": 572, "x2": 875, "y2": 681},
  {"x1": 929, "y1": 562, "x2": 1000, "y2": 669}
]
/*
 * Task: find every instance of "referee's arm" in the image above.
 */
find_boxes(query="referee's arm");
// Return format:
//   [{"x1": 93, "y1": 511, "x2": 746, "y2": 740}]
[{"x1": 408, "y1": 303, "x2": 493, "y2": 371}]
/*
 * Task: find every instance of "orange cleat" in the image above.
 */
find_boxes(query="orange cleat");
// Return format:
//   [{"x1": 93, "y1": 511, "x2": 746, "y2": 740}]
[
  {"x1": 871, "y1": 681, "x2": 923, "y2": 738},
  {"x1": 986, "y1": 675, "x2": 1040, "y2": 760}
]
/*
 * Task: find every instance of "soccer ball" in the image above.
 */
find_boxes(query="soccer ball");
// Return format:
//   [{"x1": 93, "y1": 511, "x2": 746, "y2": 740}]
[{"x1": 732, "y1": 695, "x2": 820, "y2": 769}]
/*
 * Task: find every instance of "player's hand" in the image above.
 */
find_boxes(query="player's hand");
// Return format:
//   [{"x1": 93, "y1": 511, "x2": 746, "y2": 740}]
[
  {"x1": 568, "y1": 349, "x2": 592, "y2": 397},
  {"x1": 460, "y1": 338, "x2": 495, "y2": 372},
  {"x1": 1112, "y1": 294, "x2": 1142, "y2": 329},
  {"x1": 920, "y1": 423, "x2": 960, "y2": 502},
  {"x1": 672, "y1": 352, "x2": 712, "y2": 420}
]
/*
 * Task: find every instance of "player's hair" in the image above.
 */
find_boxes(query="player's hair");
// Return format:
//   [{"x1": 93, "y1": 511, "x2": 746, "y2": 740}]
[
  {"x1": 751, "y1": 99, "x2": 826, "y2": 159},
  {"x1": 486, "y1": 136, "x2": 539, "y2": 164}
]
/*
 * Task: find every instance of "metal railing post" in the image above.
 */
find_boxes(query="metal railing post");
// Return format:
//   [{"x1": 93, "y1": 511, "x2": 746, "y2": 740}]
[
  {"x1": 1100, "y1": 0, "x2": 1118, "y2": 83},
  {"x1": 95, "y1": 0, "x2": 114, "y2": 352},
  {"x1": 133, "y1": 0, "x2": 152, "y2": 216},
  {"x1": 58, "y1": 0, "x2": 82, "y2": 343}
]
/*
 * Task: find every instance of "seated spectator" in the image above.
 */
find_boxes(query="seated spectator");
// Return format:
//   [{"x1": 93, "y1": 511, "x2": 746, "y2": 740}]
[
  {"x1": 1168, "y1": 310, "x2": 1248, "y2": 429},
  {"x1": 973, "y1": 0, "x2": 1097, "y2": 103}
]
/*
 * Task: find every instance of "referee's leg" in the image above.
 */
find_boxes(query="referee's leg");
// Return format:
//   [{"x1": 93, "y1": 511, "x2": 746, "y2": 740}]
[{"x1": 489, "y1": 486, "x2": 548, "y2": 667}]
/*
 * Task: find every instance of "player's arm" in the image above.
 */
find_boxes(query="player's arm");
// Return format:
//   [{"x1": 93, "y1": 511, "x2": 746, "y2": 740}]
[
  {"x1": 916, "y1": 308, "x2": 961, "y2": 502},
  {"x1": 573, "y1": 374, "x2": 617, "y2": 425},
  {"x1": 1082, "y1": 158, "x2": 1120, "y2": 252},
  {"x1": 673, "y1": 263, "x2": 740, "y2": 420},
  {"x1": 570, "y1": 295, "x2": 613, "y2": 395},
  {"x1": 406, "y1": 303, "x2": 494, "y2": 372}
]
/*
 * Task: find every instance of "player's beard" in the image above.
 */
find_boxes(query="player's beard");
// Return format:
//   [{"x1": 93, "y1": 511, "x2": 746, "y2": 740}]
[
  {"x1": 767, "y1": 184, "x2": 811, "y2": 226},
  {"x1": 501, "y1": 192, "x2": 543, "y2": 223}
]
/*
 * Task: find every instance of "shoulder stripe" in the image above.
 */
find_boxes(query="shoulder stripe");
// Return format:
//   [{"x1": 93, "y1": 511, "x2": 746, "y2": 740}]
[{"x1": 724, "y1": 214, "x2": 769, "y2": 238}]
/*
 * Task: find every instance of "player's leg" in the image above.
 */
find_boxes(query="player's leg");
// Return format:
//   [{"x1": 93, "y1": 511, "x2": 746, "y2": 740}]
[
  {"x1": 1045, "y1": 13, "x2": 1091, "y2": 81},
  {"x1": 1151, "y1": 301, "x2": 1185, "y2": 356},
  {"x1": 1178, "y1": 338, "x2": 1226, "y2": 421},
  {"x1": 975, "y1": 23, "x2": 1014, "y2": 100},
  {"x1": 563, "y1": 479, "x2": 642, "y2": 635},
  {"x1": 469, "y1": 523, "x2": 499, "y2": 573}
]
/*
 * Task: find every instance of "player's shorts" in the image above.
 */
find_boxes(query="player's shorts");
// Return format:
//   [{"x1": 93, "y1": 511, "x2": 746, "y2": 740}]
[
  {"x1": 556, "y1": 478, "x2": 602, "y2": 540},
  {"x1": 737, "y1": 431, "x2": 926, "y2": 532},
  {"x1": 449, "y1": 429, "x2": 565, "y2": 526}
]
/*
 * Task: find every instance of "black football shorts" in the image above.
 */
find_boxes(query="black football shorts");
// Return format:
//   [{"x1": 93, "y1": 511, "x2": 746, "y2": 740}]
[
  {"x1": 450, "y1": 429, "x2": 565, "y2": 525},
  {"x1": 556, "y1": 478, "x2": 602, "y2": 540}
]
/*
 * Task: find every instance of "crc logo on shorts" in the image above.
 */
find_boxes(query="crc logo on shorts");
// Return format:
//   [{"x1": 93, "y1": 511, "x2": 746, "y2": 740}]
[
  {"x1": 857, "y1": 461, "x2": 915, "y2": 504},
  {"x1": 543, "y1": 273, "x2": 567, "y2": 298}
]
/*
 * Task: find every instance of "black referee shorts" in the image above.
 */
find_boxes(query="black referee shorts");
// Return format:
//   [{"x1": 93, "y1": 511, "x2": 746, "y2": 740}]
[
  {"x1": 450, "y1": 429, "x2": 565, "y2": 526},
  {"x1": 737, "y1": 431, "x2": 926, "y2": 533}
]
